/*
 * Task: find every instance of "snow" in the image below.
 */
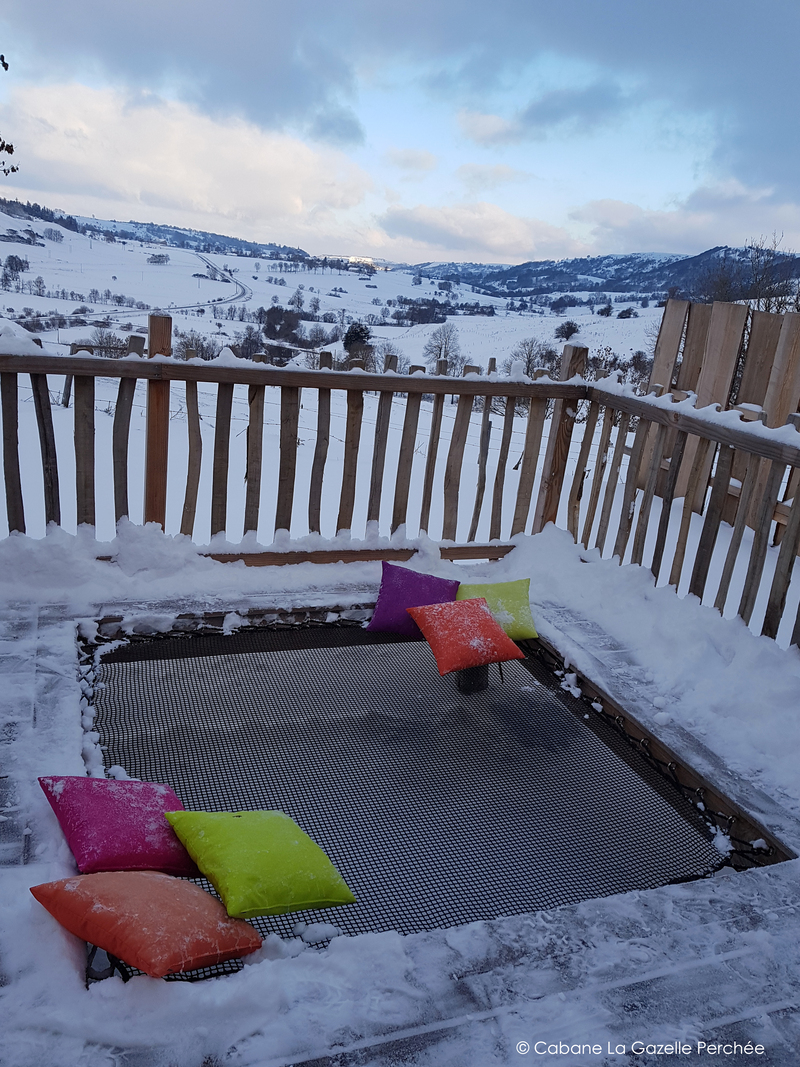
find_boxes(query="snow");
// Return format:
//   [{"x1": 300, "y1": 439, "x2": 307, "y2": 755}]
[
  {"x1": 3, "y1": 522, "x2": 800, "y2": 1061},
  {"x1": 4, "y1": 206, "x2": 800, "y2": 1061}
]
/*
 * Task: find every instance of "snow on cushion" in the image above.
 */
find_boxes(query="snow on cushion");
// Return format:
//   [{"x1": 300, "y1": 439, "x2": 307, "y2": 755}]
[
  {"x1": 406, "y1": 598, "x2": 526, "y2": 675},
  {"x1": 39, "y1": 776, "x2": 198, "y2": 876},
  {"x1": 165, "y1": 810, "x2": 356, "y2": 920},
  {"x1": 455, "y1": 578, "x2": 538, "y2": 640},
  {"x1": 366, "y1": 561, "x2": 460, "y2": 638},
  {"x1": 30, "y1": 871, "x2": 262, "y2": 978}
]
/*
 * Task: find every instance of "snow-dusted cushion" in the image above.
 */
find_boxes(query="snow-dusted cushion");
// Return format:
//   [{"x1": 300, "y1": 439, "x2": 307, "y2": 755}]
[
  {"x1": 366, "y1": 561, "x2": 460, "y2": 638},
  {"x1": 165, "y1": 809, "x2": 356, "y2": 919},
  {"x1": 456, "y1": 578, "x2": 538, "y2": 640},
  {"x1": 30, "y1": 871, "x2": 262, "y2": 978},
  {"x1": 39, "y1": 776, "x2": 197, "y2": 876},
  {"x1": 406, "y1": 598, "x2": 525, "y2": 675}
]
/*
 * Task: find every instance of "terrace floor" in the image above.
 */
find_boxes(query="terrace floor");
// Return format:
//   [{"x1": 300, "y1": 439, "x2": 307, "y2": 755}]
[{"x1": 3, "y1": 524, "x2": 800, "y2": 1065}]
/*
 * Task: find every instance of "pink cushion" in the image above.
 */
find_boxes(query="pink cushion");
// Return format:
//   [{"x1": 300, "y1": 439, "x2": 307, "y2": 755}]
[
  {"x1": 366, "y1": 561, "x2": 460, "y2": 638},
  {"x1": 39, "y1": 776, "x2": 198, "y2": 876}
]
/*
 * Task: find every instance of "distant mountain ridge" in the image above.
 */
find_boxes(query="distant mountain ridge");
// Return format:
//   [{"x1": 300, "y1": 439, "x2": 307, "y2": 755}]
[
  {"x1": 411, "y1": 247, "x2": 800, "y2": 298},
  {"x1": 3, "y1": 195, "x2": 800, "y2": 299}
]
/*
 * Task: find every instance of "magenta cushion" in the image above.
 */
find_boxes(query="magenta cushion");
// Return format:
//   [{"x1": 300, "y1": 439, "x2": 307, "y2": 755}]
[
  {"x1": 366, "y1": 561, "x2": 460, "y2": 638},
  {"x1": 39, "y1": 776, "x2": 198, "y2": 876}
]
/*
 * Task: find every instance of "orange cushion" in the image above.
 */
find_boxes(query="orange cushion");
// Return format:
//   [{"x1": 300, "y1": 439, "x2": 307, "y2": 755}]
[
  {"x1": 30, "y1": 871, "x2": 262, "y2": 978},
  {"x1": 406, "y1": 598, "x2": 525, "y2": 675}
]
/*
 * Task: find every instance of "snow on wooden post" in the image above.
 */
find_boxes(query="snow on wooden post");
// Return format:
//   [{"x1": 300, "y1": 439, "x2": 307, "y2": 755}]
[{"x1": 144, "y1": 314, "x2": 171, "y2": 528}]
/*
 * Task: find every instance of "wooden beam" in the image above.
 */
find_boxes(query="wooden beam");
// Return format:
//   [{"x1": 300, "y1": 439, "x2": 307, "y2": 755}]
[
  {"x1": 74, "y1": 376, "x2": 96, "y2": 529},
  {"x1": 0, "y1": 352, "x2": 588, "y2": 400},
  {"x1": 180, "y1": 380, "x2": 202, "y2": 537},
  {"x1": 210, "y1": 382, "x2": 234, "y2": 537},
  {"x1": 29, "y1": 372, "x2": 60, "y2": 527},
  {"x1": 204, "y1": 544, "x2": 515, "y2": 567},
  {"x1": 532, "y1": 344, "x2": 588, "y2": 533},
  {"x1": 1, "y1": 372, "x2": 24, "y2": 533}
]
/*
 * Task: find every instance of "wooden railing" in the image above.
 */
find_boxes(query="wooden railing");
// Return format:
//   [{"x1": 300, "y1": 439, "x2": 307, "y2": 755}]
[{"x1": 3, "y1": 321, "x2": 800, "y2": 645}]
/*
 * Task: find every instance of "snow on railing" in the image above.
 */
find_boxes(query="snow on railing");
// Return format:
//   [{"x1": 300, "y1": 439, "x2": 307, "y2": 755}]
[{"x1": 2, "y1": 313, "x2": 800, "y2": 645}]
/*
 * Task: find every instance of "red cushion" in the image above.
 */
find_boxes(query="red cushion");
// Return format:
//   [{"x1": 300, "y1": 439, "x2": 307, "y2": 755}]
[
  {"x1": 30, "y1": 871, "x2": 262, "y2": 978},
  {"x1": 406, "y1": 598, "x2": 525, "y2": 675}
]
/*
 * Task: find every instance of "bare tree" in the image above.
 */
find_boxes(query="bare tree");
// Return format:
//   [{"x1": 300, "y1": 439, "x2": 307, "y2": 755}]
[
  {"x1": 423, "y1": 322, "x2": 463, "y2": 374},
  {"x1": 0, "y1": 54, "x2": 17, "y2": 177},
  {"x1": 745, "y1": 233, "x2": 798, "y2": 312}
]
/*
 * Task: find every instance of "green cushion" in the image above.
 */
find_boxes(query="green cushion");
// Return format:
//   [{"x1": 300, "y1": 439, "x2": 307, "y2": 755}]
[
  {"x1": 456, "y1": 578, "x2": 538, "y2": 640},
  {"x1": 165, "y1": 810, "x2": 356, "y2": 919}
]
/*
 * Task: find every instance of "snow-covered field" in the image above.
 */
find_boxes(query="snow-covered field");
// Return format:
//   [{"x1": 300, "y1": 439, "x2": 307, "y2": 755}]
[{"x1": 4, "y1": 210, "x2": 800, "y2": 1064}]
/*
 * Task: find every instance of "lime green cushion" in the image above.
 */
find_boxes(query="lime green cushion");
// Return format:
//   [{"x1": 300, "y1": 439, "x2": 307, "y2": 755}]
[
  {"x1": 165, "y1": 810, "x2": 356, "y2": 919},
  {"x1": 456, "y1": 578, "x2": 538, "y2": 640}
]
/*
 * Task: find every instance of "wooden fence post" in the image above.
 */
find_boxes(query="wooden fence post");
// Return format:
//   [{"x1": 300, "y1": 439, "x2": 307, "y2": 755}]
[
  {"x1": 143, "y1": 314, "x2": 171, "y2": 528},
  {"x1": 532, "y1": 344, "x2": 588, "y2": 533}
]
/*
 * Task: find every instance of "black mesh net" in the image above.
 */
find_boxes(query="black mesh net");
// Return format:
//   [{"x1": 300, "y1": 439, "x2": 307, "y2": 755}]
[{"x1": 91, "y1": 626, "x2": 723, "y2": 980}]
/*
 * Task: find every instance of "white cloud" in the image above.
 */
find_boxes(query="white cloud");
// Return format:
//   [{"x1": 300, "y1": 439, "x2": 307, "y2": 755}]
[
  {"x1": 572, "y1": 183, "x2": 800, "y2": 254},
  {"x1": 384, "y1": 148, "x2": 438, "y2": 172},
  {"x1": 457, "y1": 109, "x2": 519, "y2": 145},
  {"x1": 377, "y1": 201, "x2": 587, "y2": 261},
  {"x1": 0, "y1": 83, "x2": 372, "y2": 247},
  {"x1": 456, "y1": 164, "x2": 532, "y2": 193}
]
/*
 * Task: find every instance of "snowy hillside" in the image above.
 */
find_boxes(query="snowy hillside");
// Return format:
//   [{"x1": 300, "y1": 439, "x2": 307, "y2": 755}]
[{"x1": 0, "y1": 206, "x2": 664, "y2": 374}]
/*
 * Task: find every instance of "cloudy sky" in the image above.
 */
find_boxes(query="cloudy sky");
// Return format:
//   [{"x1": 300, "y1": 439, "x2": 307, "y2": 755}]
[{"x1": 1, "y1": 0, "x2": 799, "y2": 264}]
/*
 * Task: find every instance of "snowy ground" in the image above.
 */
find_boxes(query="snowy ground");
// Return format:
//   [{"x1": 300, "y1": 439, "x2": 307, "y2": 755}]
[{"x1": 3, "y1": 526, "x2": 800, "y2": 1065}]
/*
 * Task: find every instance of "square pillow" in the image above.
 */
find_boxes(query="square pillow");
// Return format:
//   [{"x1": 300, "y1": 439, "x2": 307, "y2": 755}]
[
  {"x1": 165, "y1": 810, "x2": 356, "y2": 920},
  {"x1": 456, "y1": 578, "x2": 538, "y2": 640},
  {"x1": 406, "y1": 598, "x2": 525, "y2": 675},
  {"x1": 366, "y1": 561, "x2": 460, "y2": 638},
  {"x1": 30, "y1": 870, "x2": 262, "y2": 978},
  {"x1": 39, "y1": 776, "x2": 198, "y2": 877}
]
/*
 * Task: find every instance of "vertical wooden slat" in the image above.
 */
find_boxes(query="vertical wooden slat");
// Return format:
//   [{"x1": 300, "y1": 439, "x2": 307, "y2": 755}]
[
  {"x1": 276, "y1": 386, "x2": 300, "y2": 533},
  {"x1": 1, "y1": 372, "x2": 24, "y2": 533},
  {"x1": 243, "y1": 383, "x2": 265, "y2": 535},
  {"x1": 580, "y1": 405, "x2": 614, "y2": 548},
  {"x1": 419, "y1": 358, "x2": 448, "y2": 534},
  {"x1": 74, "y1": 376, "x2": 95, "y2": 528},
  {"x1": 668, "y1": 437, "x2": 712, "y2": 588},
  {"x1": 112, "y1": 377, "x2": 136, "y2": 523},
  {"x1": 532, "y1": 344, "x2": 589, "y2": 533},
  {"x1": 392, "y1": 367, "x2": 424, "y2": 534},
  {"x1": 337, "y1": 388, "x2": 364, "y2": 534},
  {"x1": 442, "y1": 366, "x2": 479, "y2": 541},
  {"x1": 676, "y1": 302, "x2": 748, "y2": 509},
  {"x1": 714, "y1": 454, "x2": 761, "y2": 613},
  {"x1": 180, "y1": 380, "x2": 202, "y2": 537},
  {"x1": 467, "y1": 358, "x2": 496, "y2": 542},
  {"x1": 738, "y1": 459, "x2": 786, "y2": 625},
  {"x1": 30, "y1": 372, "x2": 60, "y2": 526},
  {"x1": 510, "y1": 395, "x2": 548, "y2": 537},
  {"x1": 688, "y1": 444, "x2": 734, "y2": 600},
  {"x1": 210, "y1": 382, "x2": 234, "y2": 537},
  {"x1": 648, "y1": 299, "x2": 689, "y2": 393},
  {"x1": 143, "y1": 315, "x2": 172, "y2": 528},
  {"x1": 762, "y1": 481, "x2": 800, "y2": 639},
  {"x1": 675, "y1": 302, "x2": 714, "y2": 394},
  {"x1": 761, "y1": 312, "x2": 800, "y2": 429},
  {"x1": 566, "y1": 400, "x2": 599, "y2": 541},
  {"x1": 595, "y1": 412, "x2": 630, "y2": 555},
  {"x1": 650, "y1": 430, "x2": 688, "y2": 583},
  {"x1": 611, "y1": 415, "x2": 650, "y2": 562},
  {"x1": 489, "y1": 393, "x2": 517, "y2": 541},
  {"x1": 631, "y1": 422, "x2": 667, "y2": 566},
  {"x1": 366, "y1": 353, "x2": 397, "y2": 528},
  {"x1": 308, "y1": 352, "x2": 332, "y2": 535}
]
